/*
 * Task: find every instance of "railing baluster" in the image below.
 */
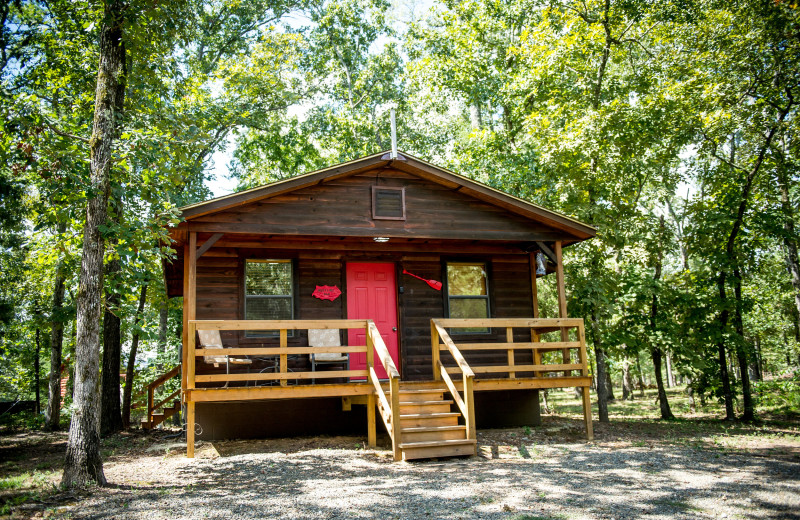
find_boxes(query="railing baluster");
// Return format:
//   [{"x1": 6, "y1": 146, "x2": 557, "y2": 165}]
[
  {"x1": 280, "y1": 328, "x2": 288, "y2": 387},
  {"x1": 506, "y1": 327, "x2": 515, "y2": 379},
  {"x1": 431, "y1": 320, "x2": 440, "y2": 381}
]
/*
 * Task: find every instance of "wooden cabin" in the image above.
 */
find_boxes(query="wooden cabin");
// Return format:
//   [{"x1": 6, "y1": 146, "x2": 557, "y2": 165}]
[{"x1": 156, "y1": 151, "x2": 596, "y2": 460}]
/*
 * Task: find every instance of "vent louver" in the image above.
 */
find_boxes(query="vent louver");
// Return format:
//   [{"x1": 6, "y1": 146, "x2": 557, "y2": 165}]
[{"x1": 372, "y1": 186, "x2": 406, "y2": 220}]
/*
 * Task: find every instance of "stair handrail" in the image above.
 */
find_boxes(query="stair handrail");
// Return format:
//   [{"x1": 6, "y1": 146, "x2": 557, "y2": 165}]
[
  {"x1": 366, "y1": 320, "x2": 401, "y2": 461},
  {"x1": 146, "y1": 365, "x2": 180, "y2": 427},
  {"x1": 430, "y1": 319, "x2": 476, "y2": 441}
]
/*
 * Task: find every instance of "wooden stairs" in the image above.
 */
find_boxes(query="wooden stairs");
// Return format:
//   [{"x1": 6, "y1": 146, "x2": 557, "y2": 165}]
[
  {"x1": 393, "y1": 384, "x2": 476, "y2": 460},
  {"x1": 142, "y1": 398, "x2": 181, "y2": 430}
]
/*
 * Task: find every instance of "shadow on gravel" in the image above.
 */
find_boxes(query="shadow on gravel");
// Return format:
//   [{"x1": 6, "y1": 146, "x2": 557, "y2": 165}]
[{"x1": 63, "y1": 441, "x2": 800, "y2": 520}]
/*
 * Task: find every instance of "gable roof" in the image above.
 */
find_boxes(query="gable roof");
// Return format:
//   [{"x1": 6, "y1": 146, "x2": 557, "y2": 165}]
[{"x1": 178, "y1": 151, "x2": 596, "y2": 241}]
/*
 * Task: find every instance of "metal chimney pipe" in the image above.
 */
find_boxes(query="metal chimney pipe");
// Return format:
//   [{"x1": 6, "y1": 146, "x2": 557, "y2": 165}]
[{"x1": 390, "y1": 108, "x2": 397, "y2": 159}]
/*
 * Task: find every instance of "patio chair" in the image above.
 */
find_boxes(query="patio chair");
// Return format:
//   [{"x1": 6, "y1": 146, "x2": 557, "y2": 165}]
[
  {"x1": 308, "y1": 329, "x2": 348, "y2": 383},
  {"x1": 198, "y1": 329, "x2": 252, "y2": 387}
]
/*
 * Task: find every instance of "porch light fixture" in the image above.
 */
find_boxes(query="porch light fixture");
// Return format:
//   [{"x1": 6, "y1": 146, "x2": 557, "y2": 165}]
[
  {"x1": 373, "y1": 237, "x2": 390, "y2": 243},
  {"x1": 536, "y1": 251, "x2": 547, "y2": 276}
]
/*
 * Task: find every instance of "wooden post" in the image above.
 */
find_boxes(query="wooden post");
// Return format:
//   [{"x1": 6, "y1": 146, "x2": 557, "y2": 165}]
[
  {"x1": 367, "y1": 393, "x2": 376, "y2": 448},
  {"x1": 280, "y1": 329, "x2": 288, "y2": 387},
  {"x1": 431, "y1": 320, "x2": 440, "y2": 381},
  {"x1": 464, "y1": 374, "x2": 476, "y2": 445},
  {"x1": 366, "y1": 323, "x2": 374, "y2": 370},
  {"x1": 506, "y1": 327, "x2": 515, "y2": 379},
  {"x1": 186, "y1": 232, "x2": 197, "y2": 458},
  {"x1": 366, "y1": 323, "x2": 377, "y2": 448},
  {"x1": 186, "y1": 401, "x2": 195, "y2": 458},
  {"x1": 146, "y1": 385, "x2": 154, "y2": 427},
  {"x1": 555, "y1": 241, "x2": 570, "y2": 376},
  {"x1": 181, "y1": 244, "x2": 190, "y2": 393},
  {"x1": 390, "y1": 377, "x2": 401, "y2": 461},
  {"x1": 529, "y1": 254, "x2": 541, "y2": 378},
  {"x1": 578, "y1": 322, "x2": 593, "y2": 441}
]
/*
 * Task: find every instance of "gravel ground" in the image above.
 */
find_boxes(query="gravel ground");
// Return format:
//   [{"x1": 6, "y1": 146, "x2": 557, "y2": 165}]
[{"x1": 32, "y1": 428, "x2": 800, "y2": 520}]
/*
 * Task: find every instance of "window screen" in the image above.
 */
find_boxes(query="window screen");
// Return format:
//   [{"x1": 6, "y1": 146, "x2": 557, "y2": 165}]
[
  {"x1": 244, "y1": 260, "x2": 293, "y2": 336},
  {"x1": 446, "y1": 262, "x2": 490, "y2": 333}
]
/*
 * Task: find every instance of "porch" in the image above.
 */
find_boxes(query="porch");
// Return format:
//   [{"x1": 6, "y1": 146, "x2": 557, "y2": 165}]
[{"x1": 157, "y1": 317, "x2": 593, "y2": 461}]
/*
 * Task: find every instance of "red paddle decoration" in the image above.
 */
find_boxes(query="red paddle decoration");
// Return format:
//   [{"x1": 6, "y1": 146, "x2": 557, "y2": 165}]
[
  {"x1": 312, "y1": 285, "x2": 342, "y2": 301},
  {"x1": 402, "y1": 270, "x2": 443, "y2": 291}
]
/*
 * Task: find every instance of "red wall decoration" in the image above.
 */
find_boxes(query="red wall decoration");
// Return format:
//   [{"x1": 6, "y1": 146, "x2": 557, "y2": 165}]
[{"x1": 312, "y1": 285, "x2": 342, "y2": 301}]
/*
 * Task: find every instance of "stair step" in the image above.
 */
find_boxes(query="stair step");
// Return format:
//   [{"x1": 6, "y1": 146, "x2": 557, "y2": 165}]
[
  {"x1": 399, "y1": 400, "x2": 453, "y2": 406},
  {"x1": 400, "y1": 439, "x2": 477, "y2": 461},
  {"x1": 399, "y1": 401, "x2": 453, "y2": 414},
  {"x1": 399, "y1": 412, "x2": 460, "y2": 428},
  {"x1": 401, "y1": 425, "x2": 467, "y2": 442},
  {"x1": 399, "y1": 412, "x2": 460, "y2": 419},
  {"x1": 400, "y1": 438, "x2": 477, "y2": 449}
]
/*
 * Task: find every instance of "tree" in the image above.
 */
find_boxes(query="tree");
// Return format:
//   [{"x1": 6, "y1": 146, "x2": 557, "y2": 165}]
[{"x1": 62, "y1": 0, "x2": 127, "y2": 487}]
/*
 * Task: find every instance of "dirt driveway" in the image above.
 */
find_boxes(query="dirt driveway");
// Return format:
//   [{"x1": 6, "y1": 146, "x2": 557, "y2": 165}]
[{"x1": 4, "y1": 417, "x2": 799, "y2": 520}]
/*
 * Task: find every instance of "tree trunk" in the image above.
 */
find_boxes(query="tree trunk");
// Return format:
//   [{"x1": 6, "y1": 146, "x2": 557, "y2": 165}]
[
  {"x1": 62, "y1": 0, "x2": 126, "y2": 488},
  {"x1": 100, "y1": 196, "x2": 124, "y2": 437},
  {"x1": 35, "y1": 328, "x2": 41, "y2": 415},
  {"x1": 122, "y1": 284, "x2": 147, "y2": 429},
  {"x1": 665, "y1": 352, "x2": 675, "y2": 388},
  {"x1": 651, "y1": 215, "x2": 674, "y2": 420},
  {"x1": 733, "y1": 267, "x2": 754, "y2": 421},
  {"x1": 605, "y1": 370, "x2": 615, "y2": 401},
  {"x1": 716, "y1": 271, "x2": 736, "y2": 421},
  {"x1": 622, "y1": 358, "x2": 633, "y2": 400},
  {"x1": 158, "y1": 298, "x2": 168, "y2": 354},
  {"x1": 778, "y1": 162, "x2": 800, "y2": 321},
  {"x1": 593, "y1": 318, "x2": 609, "y2": 423},
  {"x1": 45, "y1": 224, "x2": 68, "y2": 431},
  {"x1": 635, "y1": 352, "x2": 645, "y2": 397}
]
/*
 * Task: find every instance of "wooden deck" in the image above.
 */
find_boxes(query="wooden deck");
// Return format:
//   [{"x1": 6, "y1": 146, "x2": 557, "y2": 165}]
[{"x1": 173, "y1": 318, "x2": 594, "y2": 460}]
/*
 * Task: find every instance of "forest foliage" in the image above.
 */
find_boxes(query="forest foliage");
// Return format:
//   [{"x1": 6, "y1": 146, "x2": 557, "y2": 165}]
[{"x1": 0, "y1": 0, "x2": 798, "y2": 467}]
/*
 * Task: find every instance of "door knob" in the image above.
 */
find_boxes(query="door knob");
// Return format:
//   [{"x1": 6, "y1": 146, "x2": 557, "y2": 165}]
[{"x1": 392, "y1": 327, "x2": 397, "y2": 332}]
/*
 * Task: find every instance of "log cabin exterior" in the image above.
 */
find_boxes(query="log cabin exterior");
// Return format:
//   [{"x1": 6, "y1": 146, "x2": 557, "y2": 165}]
[{"x1": 158, "y1": 151, "x2": 596, "y2": 460}]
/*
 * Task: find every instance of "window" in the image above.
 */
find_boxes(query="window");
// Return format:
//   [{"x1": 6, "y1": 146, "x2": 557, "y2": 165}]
[
  {"x1": 446, "y1": 262, "x2": 490, "y2": 333},
  {"x1": 372, "y1": 186, "x2": 406, "y2": 220},
  {"x1": 244, "y1": 260, "x2": 293, "y2": 336}
]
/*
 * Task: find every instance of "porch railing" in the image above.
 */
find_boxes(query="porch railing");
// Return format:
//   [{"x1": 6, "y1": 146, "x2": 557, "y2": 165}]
[
  {"x1": 431, "y1": 318, "x2": 593, "y2": 441},
  {"x1": 144, "y1": 365, "x2": 180, "y2": 429},
  {"x1": 430, "y1": 320, "x2": 476, "y2": 441},
  {"x1": 431, "y1": 318, "x2": 589, "y2": 380},
  {"x1": 185, "y1": 319, "x2": 401, "y2": 457}
]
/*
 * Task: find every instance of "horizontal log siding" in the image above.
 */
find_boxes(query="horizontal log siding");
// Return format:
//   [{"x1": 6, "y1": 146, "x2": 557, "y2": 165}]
[
  {"x1": 188, "y1": 170, "x2": 560, "y2": 241},
  {"x1": 192, "y1": 238, "x2": 537, "y2": 383}
]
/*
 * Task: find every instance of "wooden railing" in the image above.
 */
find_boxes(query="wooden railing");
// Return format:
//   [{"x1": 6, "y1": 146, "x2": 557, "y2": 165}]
[
  {"x1": 145, "y1": 365, "x2": 180, "y2": 427},
  {"x1": 365, "y1": 321, "x2": 402, "y2": 460},
  {"x1": 431, "y1": 320, "x2": 476, "y2": 441},
  {"x1": 187, "y1": 320, "x2": 372, "y2": 387},
  {"x1": 185, "y1": 319, "x2": 402, "y2": 458},
  {"x1": 431, "y1": 318, "x2": 589, "y2": 381}
]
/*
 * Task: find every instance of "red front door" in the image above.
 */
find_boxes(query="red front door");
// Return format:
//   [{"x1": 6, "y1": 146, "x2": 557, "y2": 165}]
[{"x1": 346, "y1": 262, "x2": 400, "y2": 380}]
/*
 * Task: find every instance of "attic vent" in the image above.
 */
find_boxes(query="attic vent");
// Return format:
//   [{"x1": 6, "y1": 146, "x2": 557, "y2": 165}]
[{"x1": 372, "y1": 186, "x2": 406, "y2": 220}]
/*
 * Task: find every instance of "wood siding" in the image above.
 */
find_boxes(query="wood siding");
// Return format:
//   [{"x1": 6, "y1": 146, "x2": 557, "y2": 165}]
[
  {"x1": 192, "y1": 238, "x2": 536, "y2": 383},
  {"x1": 187, "y1": 170, "x2": 563, "y2": 242}
]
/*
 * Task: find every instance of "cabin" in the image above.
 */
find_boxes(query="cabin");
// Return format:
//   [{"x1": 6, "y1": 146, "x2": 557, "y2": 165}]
[{"x1": 152, "y1": 151, "x2": 596, "y2": 461}]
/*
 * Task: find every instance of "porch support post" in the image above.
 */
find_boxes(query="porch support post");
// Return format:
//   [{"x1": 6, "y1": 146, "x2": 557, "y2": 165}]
[
  {"x1": 578, "y1": 323, "x2": 594, "y2": 441},
  {"x1": 555, "y1": 241, "x2": 570, "y2": 376},
  {"x1": 186, "y1": 231, "x2": 197, "y2": 458},
  {"x1": 367, "y1": 393, "x2": 376, "y2": 448},
  {"x1": 529, "y1": 254, "x2": 541, "y2": 378}
]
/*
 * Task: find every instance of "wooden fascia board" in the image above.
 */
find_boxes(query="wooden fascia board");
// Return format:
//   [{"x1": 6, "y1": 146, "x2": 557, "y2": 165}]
[
  {"x1": 393, "y1": 156, "x2": 596, "y2": 240},
  {"x1": 179, "y1": 153, "x2": 389, "y2": 220}
]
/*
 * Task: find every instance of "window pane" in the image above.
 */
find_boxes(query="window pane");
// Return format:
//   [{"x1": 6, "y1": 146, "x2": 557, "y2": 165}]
[
  {"x1": 246, "y1": 261, "x2": 292, "y2": 295},
  {"x1": 245, "y1": 297, "x2": 292, "y2": 321},
  {"x1": 448, "y1": 298, "x2": 488, "y2": 320},
  {"x1": 447, "y1": 264, "x2": 487, "y2": 296}
]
